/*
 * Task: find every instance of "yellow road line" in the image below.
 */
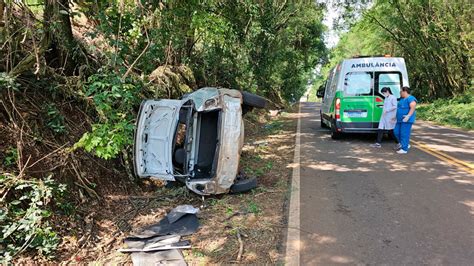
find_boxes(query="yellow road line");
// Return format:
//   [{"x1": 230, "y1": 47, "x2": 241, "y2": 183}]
[
  {"x1": 412, "y1": 140, "x2": 474, "y2": 169},
  {"x1": 412, "y1": 140, "x2": 474, "y2": 175}
]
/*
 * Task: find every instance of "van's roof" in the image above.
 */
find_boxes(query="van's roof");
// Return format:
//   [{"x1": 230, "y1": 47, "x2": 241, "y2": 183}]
[{"x1": 343, "y1": 56, "x2": 405, "y2": 62}]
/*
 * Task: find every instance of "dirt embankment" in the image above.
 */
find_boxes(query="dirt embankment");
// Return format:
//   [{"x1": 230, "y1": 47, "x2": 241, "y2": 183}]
[{"x1": 4, "y1": 101, "x2": 298, "y2": 264}]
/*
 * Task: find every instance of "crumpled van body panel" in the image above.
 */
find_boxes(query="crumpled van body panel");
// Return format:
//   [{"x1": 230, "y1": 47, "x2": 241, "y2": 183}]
[{"x1": 134, "y1": 87, "x2": 245, "y2": 195}]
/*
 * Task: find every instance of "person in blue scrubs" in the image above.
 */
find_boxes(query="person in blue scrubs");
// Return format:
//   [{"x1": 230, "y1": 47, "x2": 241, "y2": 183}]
[{"x1": 394, "y1": 86, "x2": 417, "y2": 154}]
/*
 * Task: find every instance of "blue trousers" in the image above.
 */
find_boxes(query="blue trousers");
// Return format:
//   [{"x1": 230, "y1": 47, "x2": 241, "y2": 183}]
[{"x1": 394, "y1": 122, "x2": 413, "y2": 151}]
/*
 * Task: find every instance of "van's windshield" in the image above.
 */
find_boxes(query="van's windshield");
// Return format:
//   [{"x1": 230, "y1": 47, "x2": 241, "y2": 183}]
[{"x1": 344, "y1": 72, "x2": 372, "y2": 96}]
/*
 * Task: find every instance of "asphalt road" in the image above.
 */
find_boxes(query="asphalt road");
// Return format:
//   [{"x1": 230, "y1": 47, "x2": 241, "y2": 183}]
[{"x1": 297, "y1": 102, "x2": 474, "y2": 265}]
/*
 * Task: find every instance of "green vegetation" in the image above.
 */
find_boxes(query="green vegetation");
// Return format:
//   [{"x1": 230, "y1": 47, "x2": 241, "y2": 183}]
[
  {"x1": 45, "y1": 104, "x2": 66, "y2": 134},
  {"x1": 0, "y1": 0, "x2": 472, "y2": 262},
  {"x1": 73, "y1": 71, "x2": 143, "y2": 159},
  {"x1": 0, "y1": 175, "x2": 66, "y2": 263},
  {"x1": 3, "y1": 148, "x2": 18, "y2": 167},
  {"x1": 247, "y1": 200, "x2": 262, "y2": 214},
  {"x1": 317, "y1": 0, "x2": 472, "y2": 101},
  {"x1": 417, "y1": 91, "x2": 474, "y2": 130},
  {"x1": 1, "y1": 0, "x2": 327, "y2": 162}
]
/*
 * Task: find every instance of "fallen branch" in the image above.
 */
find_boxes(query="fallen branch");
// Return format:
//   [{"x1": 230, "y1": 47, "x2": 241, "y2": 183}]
[
  {"x1": 254, "y1": 189, "x2": 284, "y2": 197},
  {"x1": 122, "y1": 28, "x2": 150, "y2": 80},
  {"x1": 70, "y1": 162, "x2": 100, "y2": 200},
  {"x1": 26, "y1": 143, "x2": 69, "y2": 169},
  {"x1": 236, "y1": 230, "x2": 244, "y2": 262}
]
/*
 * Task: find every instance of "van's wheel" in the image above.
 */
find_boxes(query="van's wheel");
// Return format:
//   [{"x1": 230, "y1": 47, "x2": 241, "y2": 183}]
[
  {"x1": 320, "y1": 111, "x2": 328, "y2": 128},
  {"x1": 242, "y1": 91, "x2": 267, "y2": 109},
  {"x1": 331, "y1": 120, "x2": 342, "y2": 140},
  {"x1": 242, "y1": 105, "x2": 253, "y2": 115},
  {"x1": 230, "y1": 177, "x2": 257, "y2": 193}
]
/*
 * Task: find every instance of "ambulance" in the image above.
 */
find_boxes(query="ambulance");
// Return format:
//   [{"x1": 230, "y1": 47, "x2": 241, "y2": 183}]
[{"x1": 317, "y1": 56, "x2": 409, "y2": 139}]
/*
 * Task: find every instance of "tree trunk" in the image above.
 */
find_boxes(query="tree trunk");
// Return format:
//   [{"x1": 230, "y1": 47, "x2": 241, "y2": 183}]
[
  {"x1": 43, "y1": 0, "x2": 80, "y2": 75},
  {"x1": 0, "y1": 0, "x2": 5, "y2": 26}
]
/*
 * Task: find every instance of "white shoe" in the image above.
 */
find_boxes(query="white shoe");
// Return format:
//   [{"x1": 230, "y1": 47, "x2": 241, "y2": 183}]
[
  {"x1": 394, "y1": 144, "x2": 411, "y2": 150},
  {"x1": 370, "y1": 143, "x2": 382, "y2": 148},
  {"x1": 397, "y1": 149, "x2": 407, "y2": 154}
]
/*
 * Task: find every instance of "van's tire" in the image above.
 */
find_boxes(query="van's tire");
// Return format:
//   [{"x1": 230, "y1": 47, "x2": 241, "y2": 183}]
[
  {"x1": 242, "y1": 105, "x2": 253, "y2": 116},
  {"x1": 242, "y1": 91, "x2": 267, "y2": 109},
  {"x1": 320, "y1": 111, "x2": 328, "y2": 128},
  {"x1": 230, "y1": 177, "x2": 257, "y2": 194},
  {"x1": 331, "y1": 120, "x2": 342, "y2": 140}
]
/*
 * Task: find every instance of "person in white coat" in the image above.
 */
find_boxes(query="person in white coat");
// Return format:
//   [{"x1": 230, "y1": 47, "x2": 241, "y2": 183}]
[{"x1": 370, "y1": 87, "x2": 399, "y2": 148}]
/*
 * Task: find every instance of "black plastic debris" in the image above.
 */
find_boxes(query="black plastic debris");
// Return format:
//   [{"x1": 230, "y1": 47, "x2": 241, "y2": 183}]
[
  {"x1": 120, "y1": 205, "x2": 200, "y2": 265},
  {"x1": 167, "y1": 205, "x2": 199, "y2": 224},
  {"x1": 126, "y1": 213, "x2": 199, "y2": 240}
]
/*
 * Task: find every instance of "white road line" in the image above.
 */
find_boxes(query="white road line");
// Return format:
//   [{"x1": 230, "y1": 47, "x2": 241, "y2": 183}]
[{"x1": 285, "y1": 102, "x2": 302, "y2": 265}]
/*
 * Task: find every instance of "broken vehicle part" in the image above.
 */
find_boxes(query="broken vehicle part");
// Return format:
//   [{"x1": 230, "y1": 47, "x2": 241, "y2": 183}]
[
  {"x1": 121, "y1": 206, "x2": 200, "y2": 265},
  {"x1": 120, "y1": 235, "x2": 191, "y2": 252},
  {"x1": 167, "y1": 205, "x2": 199, "y2": 224},
  {"x1": 131, "y1": 249, "x2": 186, "y2": 266},
  {"x1": 127, "y1": 214, "x2": 199, "y2": 239},
  {"x1": 126, "y1": 205, "x2": 200, "y2": 240}
]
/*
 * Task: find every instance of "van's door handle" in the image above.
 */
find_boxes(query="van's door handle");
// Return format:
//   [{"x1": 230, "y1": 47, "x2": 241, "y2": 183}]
[{"x1": 376, "y1": 104, "x2": 384, "y2": 108}]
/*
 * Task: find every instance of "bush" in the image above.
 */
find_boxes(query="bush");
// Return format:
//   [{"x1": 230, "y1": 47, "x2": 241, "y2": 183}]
[
  {"x1": 74, "y1": 69, "x2": 143, "y2": 159},
  {"x1": 0, "y1": 73, "x2": 20, "y2": 91},
  {"x1": 417, "y1": 91, "x2": 474, "y2": 130},
  {"x1": 45, "y1": 104, "x2": 66, "y2": 134},
  {"x1": 0, "y1": 174, "x2": 66, "y2": 262}
]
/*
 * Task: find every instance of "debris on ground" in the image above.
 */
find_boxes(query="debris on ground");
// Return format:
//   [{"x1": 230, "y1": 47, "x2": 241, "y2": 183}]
[
  {"x1": 119, "y1": 205, "x2": 200, "y2": 265},
  {"x1": 131, "y1": 249, "x2": 187, "y2": 265}
]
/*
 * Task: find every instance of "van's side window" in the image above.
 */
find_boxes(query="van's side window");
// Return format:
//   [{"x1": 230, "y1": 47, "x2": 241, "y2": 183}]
[
  {"x1": 344, "y1": 72, "x2": 372, "y2": 96},
  {"x1": 324, "y1": 69, "x2": 334, "y2": 98},
  {"x1": 375, "y1": 72, "x2": 402, "y2": 99}
]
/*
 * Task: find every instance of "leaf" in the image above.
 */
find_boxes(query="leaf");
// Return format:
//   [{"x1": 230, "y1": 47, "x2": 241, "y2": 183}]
[{"x1": 9, "y1": 200, "x2": 21, "y2": 205}]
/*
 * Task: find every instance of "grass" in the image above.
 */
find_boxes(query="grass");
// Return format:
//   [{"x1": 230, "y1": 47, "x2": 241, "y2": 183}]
[{"x1": 417, "y1": 91, "x2": 474, "y2": 130}]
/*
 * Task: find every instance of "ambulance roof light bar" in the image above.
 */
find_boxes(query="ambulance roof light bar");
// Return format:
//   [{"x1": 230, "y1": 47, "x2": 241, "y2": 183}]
[{"x1": 352, "y1": 54, "x2": 392, "y2": 58}]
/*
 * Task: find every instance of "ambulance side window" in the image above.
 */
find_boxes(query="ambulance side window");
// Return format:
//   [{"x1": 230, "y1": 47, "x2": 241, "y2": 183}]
[{"x1": 324, "y1": 72, "x2": 332, "y2": 98}]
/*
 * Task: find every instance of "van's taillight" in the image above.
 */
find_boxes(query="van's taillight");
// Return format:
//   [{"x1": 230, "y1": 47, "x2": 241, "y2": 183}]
[
  {"x1": 335, "y1": 98, "x2": 341, "y2": 121},
  {"x1": 375, "y1": 97, "x2": 383, "y2": 103}
]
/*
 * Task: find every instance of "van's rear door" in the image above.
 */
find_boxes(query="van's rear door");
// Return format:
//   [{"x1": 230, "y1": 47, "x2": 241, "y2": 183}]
[
  {"x1": 341, "y1": 71, "x2": 374, "y2": 128},
  {"x1": 373, "y1": 72, "x2": 403, "y2": 127},
  {"x1": 134, "y1": 99, "x2": 184, "y2": 180}
]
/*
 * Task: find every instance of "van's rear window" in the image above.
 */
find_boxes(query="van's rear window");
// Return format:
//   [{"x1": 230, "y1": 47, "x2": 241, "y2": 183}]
[
  {"x1": 376, "y1": 72, "x2": 402, "y2": 98},
  {"x1": 344, "y1": 72, "x2": 372, "y2": 96}
]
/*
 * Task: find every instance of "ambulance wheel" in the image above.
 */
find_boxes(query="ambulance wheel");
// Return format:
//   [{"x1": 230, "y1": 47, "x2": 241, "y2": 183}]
[
  {"x1": 331, "y1": 121, "x2": 342, "y2": 140},
  {"x1": 320, "y1": 111, "x2": 328, "y2": 128}
]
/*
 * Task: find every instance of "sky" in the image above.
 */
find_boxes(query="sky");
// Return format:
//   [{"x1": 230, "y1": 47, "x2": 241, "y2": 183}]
[{"x1": 319, "y1": 0, "x2": 341, "y2": 48}]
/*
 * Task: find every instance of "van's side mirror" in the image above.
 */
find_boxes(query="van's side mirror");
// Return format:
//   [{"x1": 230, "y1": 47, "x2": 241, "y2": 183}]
[{"x1": 316, "y1": 85, "x2": 325, "y2": 98}]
